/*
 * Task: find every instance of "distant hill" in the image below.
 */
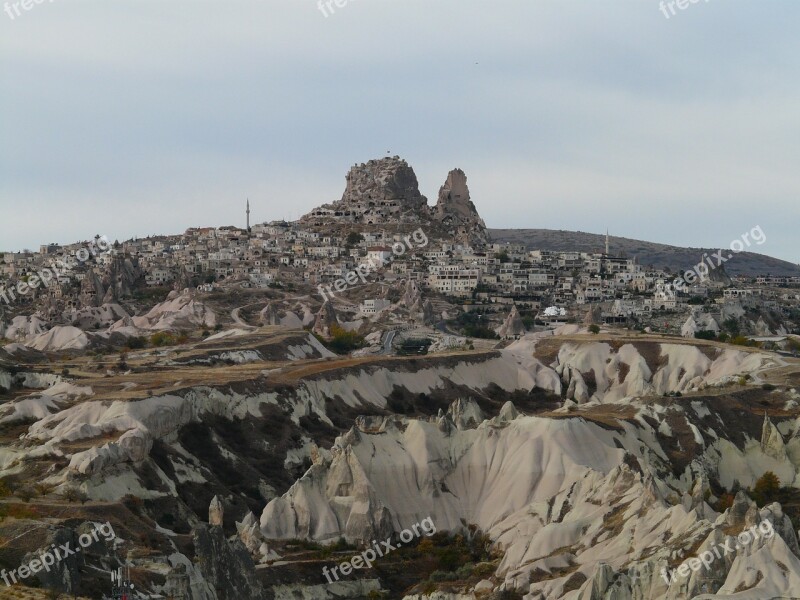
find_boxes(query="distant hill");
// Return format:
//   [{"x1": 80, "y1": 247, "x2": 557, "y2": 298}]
[{"x1": 488, "y1": 229, "x2": 800, "y2": 277}]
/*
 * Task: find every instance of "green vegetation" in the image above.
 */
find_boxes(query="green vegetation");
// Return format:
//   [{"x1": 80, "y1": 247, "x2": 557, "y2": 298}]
[
  {"x1": 150, "y1": 332, "x2": 177, "y2": 347},
  {"x1": 694, "y1": 330, "x2": 717, "y2": 341},
  {"x1": 752, "y1": 471, "x2": 781, "y2": 505},
  {"x1": 588, "y1": 324, "x2": 600, "y2": 334},
  {"x1": 722, "y1": 318, "x2": 741, "y2": 337},
  {"x1": 62, "y1": 486, "x2": 89, "y2": 504},
  {"x1": 346, "y1": 232, "x2": 365, "y2": 247},
  {"x1": 320, "y1": 324, "x2": 365, "y2": 354},
  {"x1": 126, "y1": 336, "x2": 147, "y2": 349},
  {"x1": 450, "y1": 312, "x2": 498, "y2": 340},
  {"x1": 693, "y1": 329, "x2": 759, "y2": 346}
]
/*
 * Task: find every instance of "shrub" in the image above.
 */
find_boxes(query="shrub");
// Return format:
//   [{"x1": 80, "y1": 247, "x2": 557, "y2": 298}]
[
  {"x1": 472, "y1": 562, "x2": 496, "y2": 577},
  {"x1": 126, "y1": 336, "x2": 146, "y2": 349},
  {"x1": 588, "y1": 324, "x2": 600, "y2": 334},
  {"x1": 437, "y1": 546, "x2": 461, "y2": 571},
  {"x1": 326, "y1": 325, "x2": 365, "y2": 354},
  {"x1": 762, "y1": 383, "x2": 777, "y2": 391},
  {"x1": 753, "y1": 471, "x2": 780, "y2": 505},
  {"x1": 346, "y1": 232, "x2": 364, "y2": 246},
  {"x1": 715, "y1": 493, "x2": 735, "y2": 512},
  {"x1": 723, "y1": 318, "x2": 741, "y2": 336},
  {"x1": 694, "y1": 330, "x2": 716, "y2": 341},
  {"x1": 62, "y1": 487, "x2": 88, "y2": 504},
  {"x1": 34, "y1": 482, "x2": 55, "y2": 497},
  {"x1": 334, "y1": 537, "x2": 354, "y2": 551},
  {"x1": 16, "y1": 486, "x2": 35, "y2": 502},
  {"x1": 150, "y1": 332, "x2": 177, "y2": 347},
  {"x1": 456, "y1": 563, "x2": 475, "y2": 579}
]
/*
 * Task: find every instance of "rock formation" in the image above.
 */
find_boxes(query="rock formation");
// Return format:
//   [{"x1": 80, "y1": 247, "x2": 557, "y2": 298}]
[
  {"x1": 312, "y1": 301, "x2": 338, "y2": 337},
  {"x1": 583, "y1": 305, "x2": 602, "y2": 327},
  {"x1": 682, "y1": 310, "x2": 721, "y2": 338},
  {"x1": 421, "y1": 299, "x2": 435, "y2": 325},
  {"x1": 304, "y1": 156, "x2": 429, "y2": 224},
  {"x1": 300, "y1": 158, "x2": 490, "y2": 247},
  {"x1": 192, "y1": 523, "x2": 263, "y2": 600},
  {"x1": 342, "y1": 156, "x2": 427, "y2": 210},
  {"x1": 209, "y1": 495, "x2": 224, "y2": 526},
  {"x1": 236, "y1": 511, "x2": 274, "y2": 559},
  {"x1": 761, "y1": 413, "x2": 787, "y2": 461},
  {"x1": 260, "y1": 302, "x2": 280, "y2": 326},
  {"x1": 401, "y1": 278, "x2": 422, "y2": 307},
  {"x1": 497, "y1": 305, "x2": 526, "y2": 339},
  {"x1": 434, "y1": 168, "x2": 487, "y2": 246}
]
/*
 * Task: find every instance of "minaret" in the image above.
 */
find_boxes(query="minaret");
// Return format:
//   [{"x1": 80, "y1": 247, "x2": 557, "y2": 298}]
[
  {"x1": 605, "y1": 230, "x2": 610, "y2": 256},
  {"x1": 246, "y1": 199, "x2": 251, "y2": 231}
]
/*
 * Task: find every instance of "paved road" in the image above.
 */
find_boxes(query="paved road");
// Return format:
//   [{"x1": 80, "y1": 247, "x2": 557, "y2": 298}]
[{"x1": 382, "y1": 330, "x2": 396, "y2": 354}]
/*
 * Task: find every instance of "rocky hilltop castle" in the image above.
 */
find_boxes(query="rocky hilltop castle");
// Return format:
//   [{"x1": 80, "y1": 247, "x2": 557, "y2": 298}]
[{"x1": 301, "y1": 156, "x2": 488, "y2": 247}]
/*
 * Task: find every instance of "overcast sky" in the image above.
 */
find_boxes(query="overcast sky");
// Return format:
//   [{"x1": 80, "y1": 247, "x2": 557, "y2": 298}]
[{"x1": 1, "y1": 0, "x2": 798, "y2": 263}]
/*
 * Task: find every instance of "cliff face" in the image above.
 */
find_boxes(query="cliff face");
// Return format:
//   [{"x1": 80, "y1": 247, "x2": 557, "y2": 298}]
[
  {"x1": 260, "y1": 393, "x2": 800, "y2": 600},
  {"x1": 433, "y1": 168, "x2": 487, "y2": 246},
  {"x1": 303, "y1": 156, "x2": 430, "y2": 225},
  {"x1": 341, "y1": 156, "x2": 428, "y2": 212},
  {"x1": 301, "y1": 157, "x2": 489, "y2": 245}
]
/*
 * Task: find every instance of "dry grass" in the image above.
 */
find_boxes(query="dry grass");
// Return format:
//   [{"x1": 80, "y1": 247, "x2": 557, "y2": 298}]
[{"x1": 0, "y1": 586, "x2": 92, "y2": 600}]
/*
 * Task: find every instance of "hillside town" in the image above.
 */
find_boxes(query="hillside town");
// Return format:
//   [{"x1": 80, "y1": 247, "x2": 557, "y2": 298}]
[{"x1": 2, "y1": 158, "x2": 800, "y2": 350}]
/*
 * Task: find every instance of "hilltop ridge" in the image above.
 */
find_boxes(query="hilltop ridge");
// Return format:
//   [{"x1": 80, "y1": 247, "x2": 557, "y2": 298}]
[{"x1": 490, "y1": 228, "x2": 800, "y2": 276}]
